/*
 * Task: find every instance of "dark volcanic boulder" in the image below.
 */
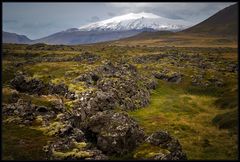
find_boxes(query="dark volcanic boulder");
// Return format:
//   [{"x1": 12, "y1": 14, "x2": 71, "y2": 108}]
[
  {"x1": 154, "y1": 71, "x2": 182, "y2": 84},
  {"x1": 96, "y1": 77, "x2": 150, "y2": 110},
  {"x1": 10, "y1": 73, "x2": 48, "y2": 95},
  {"x1": 147, "y1": 131, "x2": 172, "y2": 146},
  {"x1": 49, "y1": 83, "x2": 68, "y2": 96},
  {"x1": 85, "y1": 110, "x2": 145, "y2": 155},
  {"x1": 10, "y1": 73, "x2": 75, "y2": 99},
  {"x1": 146, "y1": 131, "x2": 187, "y2": 160}
]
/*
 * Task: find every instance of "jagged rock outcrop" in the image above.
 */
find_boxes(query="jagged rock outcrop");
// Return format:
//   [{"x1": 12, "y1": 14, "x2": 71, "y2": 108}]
[{"x1": 73, "y1": 62, "x2": 153, "y2": 112}]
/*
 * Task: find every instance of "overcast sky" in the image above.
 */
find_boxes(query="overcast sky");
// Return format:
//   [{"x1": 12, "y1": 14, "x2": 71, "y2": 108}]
[{"x1": 3, "y1": 2, "x2": 235, "y2": 39}]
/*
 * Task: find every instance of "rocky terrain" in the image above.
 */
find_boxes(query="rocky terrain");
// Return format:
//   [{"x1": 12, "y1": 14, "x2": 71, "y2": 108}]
[
  {"x1": 3, "y1": 62, "x2": 186, "y2": 160},
  {"x1": 2, "y1": 43, "x2": 238, "y2": 160}
]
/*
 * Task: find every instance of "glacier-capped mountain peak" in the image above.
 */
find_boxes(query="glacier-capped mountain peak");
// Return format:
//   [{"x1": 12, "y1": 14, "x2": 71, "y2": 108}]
[{"x1": 78, "y1": 12, "x2": 191, "y2": 32}]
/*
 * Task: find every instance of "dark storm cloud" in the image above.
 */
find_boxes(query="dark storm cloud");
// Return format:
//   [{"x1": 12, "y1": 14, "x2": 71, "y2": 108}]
[{"x1": 3, "y1": 2, "x2": 235, "y2": 39}]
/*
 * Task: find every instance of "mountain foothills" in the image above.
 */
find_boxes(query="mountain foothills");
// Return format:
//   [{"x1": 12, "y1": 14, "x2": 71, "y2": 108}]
[{"x1": 2, "y1": 3, "x2": 238, "y2": 161}]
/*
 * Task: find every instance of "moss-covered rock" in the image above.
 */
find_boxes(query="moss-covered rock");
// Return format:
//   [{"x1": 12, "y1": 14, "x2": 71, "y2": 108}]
[{"x1": 85, "y1": 110, "x2": 145, "y2": 155}]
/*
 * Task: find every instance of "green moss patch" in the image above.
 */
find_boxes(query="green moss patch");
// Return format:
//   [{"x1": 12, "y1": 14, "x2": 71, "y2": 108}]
[{"x1": 2, "y1": 123, "x2": 54, "y2": 160}]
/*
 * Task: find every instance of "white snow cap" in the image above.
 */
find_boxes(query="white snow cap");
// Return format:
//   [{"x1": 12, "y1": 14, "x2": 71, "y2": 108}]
[
  {"x1": 100, "y1": 12, "x2": 161, "y2": 23},
  {"x1": 78, "y1": 12, "x2": 191, "y2": 31}
]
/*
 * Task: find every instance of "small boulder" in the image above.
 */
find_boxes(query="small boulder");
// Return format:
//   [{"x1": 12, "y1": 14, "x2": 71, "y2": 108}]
[{"x1": 146, "y1": 131, "x2": 187, "y2": 160}]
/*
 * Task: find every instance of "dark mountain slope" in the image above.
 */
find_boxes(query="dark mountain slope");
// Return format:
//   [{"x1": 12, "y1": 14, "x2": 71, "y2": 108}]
[
  {"x1": 3, "y1": 31, "x2": 32, "y2": 44},
  {"x1": 182, "y1": 3, "x2": 238, "y2": 37},
  {"x1": 33, "y1": 30, "x2": 141, "y2": 45},
  {"x1": 119, "y1": 31, "x2": 174, "y2": 41}
]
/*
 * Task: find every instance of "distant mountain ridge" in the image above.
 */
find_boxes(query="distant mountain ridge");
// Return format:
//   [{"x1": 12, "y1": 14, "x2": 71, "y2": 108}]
[
  {"x1": 2, "y1": 31, "x2": 32, "y2": 44},
  {"x1": 33, "y1": 30, "x2": 142, "y2": 45}
]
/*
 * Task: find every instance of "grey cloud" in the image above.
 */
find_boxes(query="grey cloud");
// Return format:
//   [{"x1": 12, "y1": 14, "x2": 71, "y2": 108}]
[
  {"x1": 89, "y1": 16, "x2": 100, "y2": 22},
  {"x1": 107, "y1": 12, "x2": 116, "y2": 17},
  {"x1": 3, "y1": 19, "x2": 18, "y2": 24},
  {"x1": 107, "y1": 2, "x2": 235, "y2": 23},
  {"x1": 20, "y1": 22, "x2": 55, "y2": 29}
]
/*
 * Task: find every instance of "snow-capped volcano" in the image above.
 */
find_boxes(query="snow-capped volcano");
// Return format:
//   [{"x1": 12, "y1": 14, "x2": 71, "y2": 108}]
[{"x1": 78, "y1": 12, "x2": 191, "y2": 31}]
